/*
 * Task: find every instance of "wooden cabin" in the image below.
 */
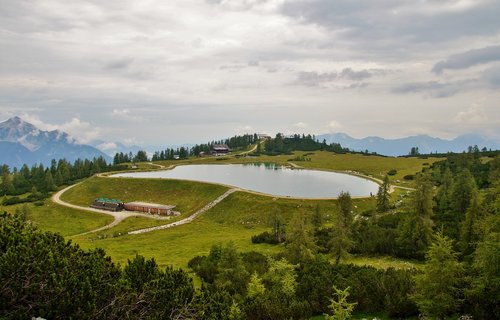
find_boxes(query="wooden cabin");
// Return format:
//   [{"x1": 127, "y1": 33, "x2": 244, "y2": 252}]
[
  {"x1": 123, "y1": 201, "x2": 178, "y2": 216},
  {"x1": 212, "y1": 144, "x2": 230, "y2": 155},
  {"x1": 90, "y1": 198, "x2": 124, "y2": 211}
]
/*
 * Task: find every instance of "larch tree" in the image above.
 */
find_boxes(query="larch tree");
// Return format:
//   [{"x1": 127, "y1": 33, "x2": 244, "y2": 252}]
[
  {"x1": 412, "y1": 232, "x2": 463, "y2": 319},
  {"x1": 376, "y1": 175, "x2": 391, "y2": 212},
  {"x1": 397, "y1": 174, "x2": 434, "y2": 259},
  {"x1": 285, "y1": 212, "x2": 316, "y2": 263},
  {"x1": 330, "y1": 191, "x2": 354, "y2": 264}
]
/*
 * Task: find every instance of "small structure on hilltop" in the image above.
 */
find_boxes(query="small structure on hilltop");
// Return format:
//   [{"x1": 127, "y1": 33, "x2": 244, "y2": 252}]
[
  {"x1": 257, "y1": 133, "x2": 271, "y2": 140},
  {"x1": 91, "y1": 198, "x2": 124, "y2": 211},
  {"x1": 212, "y1": 144, "x2": 230, "y2": 155},
  {"x1": 123, "y1": 201, "x2": 179, "y2": 216}
]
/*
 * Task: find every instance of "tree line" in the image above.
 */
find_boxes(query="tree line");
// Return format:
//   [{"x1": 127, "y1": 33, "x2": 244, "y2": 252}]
[
  {"x1": 261, "y1": 134, "x2": 348, "y2": 155},
  {"x1": 1, "y1": 157, "x2": 126, "y2": 204}
]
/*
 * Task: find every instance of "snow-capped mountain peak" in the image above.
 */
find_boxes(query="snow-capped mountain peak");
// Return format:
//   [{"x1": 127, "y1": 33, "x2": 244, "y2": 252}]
[{"x1": 0, "y1": 116, "x2": 111, "y2": 168}]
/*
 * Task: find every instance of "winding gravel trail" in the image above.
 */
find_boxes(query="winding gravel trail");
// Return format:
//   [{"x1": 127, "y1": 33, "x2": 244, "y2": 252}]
[{"x1": 128, "y1": 188, "x2": 239, "y2": 235}]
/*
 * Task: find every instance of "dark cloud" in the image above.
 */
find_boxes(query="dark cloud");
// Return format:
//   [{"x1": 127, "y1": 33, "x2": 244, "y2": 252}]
[
  {"x1": 105, "y1": 58, "x2": 134, "y2": 70},
  {"x1": 432, "y1": 45, "x2": 500, "y2": 74},
  {"x1": 296, "y1": 71, "x2": 337, "y2": 87},
  {"x1": 295, "y1": 68, "x2": 382, "y2": 87},
  {"x1": 482, "y1": 66, "x2": 500, "y2": 88},
  {"x1": 392, "y1": 79, "x2": 477, "y2": 98},
  {"x1": 340, "y1": 68, "x2": 372, "y2": 81},
  {"x1": 282, "y1": 0, "x2": 500, "y2": 57}
]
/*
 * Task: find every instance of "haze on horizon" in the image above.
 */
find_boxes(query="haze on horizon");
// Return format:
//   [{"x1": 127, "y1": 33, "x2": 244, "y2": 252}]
[{"x1": 1, "y1": 0, "x2": 499, "y2": 146}]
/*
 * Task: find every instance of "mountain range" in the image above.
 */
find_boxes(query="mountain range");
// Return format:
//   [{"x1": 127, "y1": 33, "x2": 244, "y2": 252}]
[
  {"x1": 0, "y1": 117, "x2": 111, "y2": 169},
  {"x1": 317, "y1": 133, "x2": 500, "y2": 156}
]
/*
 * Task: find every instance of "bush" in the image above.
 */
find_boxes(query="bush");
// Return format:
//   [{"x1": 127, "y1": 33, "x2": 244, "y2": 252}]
[
  {"x1": 387, "y1": 169, "x2": 397, "y2": 176},
  {"x1": 403, "y1": 174, "x2": 415, "y2": 180},
  {"x1": 251, "y1": 231, "x2": 281, "y2": 244}
]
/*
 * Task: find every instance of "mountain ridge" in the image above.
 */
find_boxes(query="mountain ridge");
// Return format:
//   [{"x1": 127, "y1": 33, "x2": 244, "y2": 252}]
[
  {"x1": 317, "y1": 132, "x2": 500, "y2": 156},
  {"x1": 0, "y1": 117, "x2": 111, "y2": 168}
]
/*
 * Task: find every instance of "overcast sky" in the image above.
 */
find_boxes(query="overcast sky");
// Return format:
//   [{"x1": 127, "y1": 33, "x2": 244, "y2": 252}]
[{"x1": 1, "y1": 0, "x2": 499, "y2": 146}]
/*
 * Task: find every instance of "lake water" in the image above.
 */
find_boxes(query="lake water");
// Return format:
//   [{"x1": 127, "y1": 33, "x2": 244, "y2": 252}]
[{"x1": 112, "y1": 164, "x2": 379, "y2": 199}]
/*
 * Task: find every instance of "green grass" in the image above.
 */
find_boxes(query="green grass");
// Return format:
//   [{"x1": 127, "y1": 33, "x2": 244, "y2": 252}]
[
  {"x1": 72, "y1": 216, "x2": 280, "y2": 269},
  {"x1": 346, "y1": 255, "x2": 423, "y2": 270},
  {"x1": 1, "y1": 201, "x2": 113, "y2": 237},
  {"x1": 77, "y1": 215, "x2": 178, "y2": 239},
  {"x1": 25, "y1": 151, "x2": 432, "y2": 270},
  {"x1": 60, "y1": 176, "x2": 228, "y2": 216},
  {"x1": 68, "y1": 191, "x2": 409, "y2": 269}
]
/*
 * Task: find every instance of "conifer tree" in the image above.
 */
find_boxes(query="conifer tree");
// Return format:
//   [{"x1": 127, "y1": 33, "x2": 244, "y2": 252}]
[
  {"x1": 412, "y1": 232, "x2": 463, "y2": 319},
  {"x1": 330, "y1": 191, "x2": 354, "y2": 264},
  {"x1": 376, "y1": 175, "x2": 391, "y2": 212}
]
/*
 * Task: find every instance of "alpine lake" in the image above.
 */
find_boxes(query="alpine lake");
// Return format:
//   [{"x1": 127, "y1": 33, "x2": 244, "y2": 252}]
[{"x1": 112, "y1": 163, "x2": 379, "y2": 199}]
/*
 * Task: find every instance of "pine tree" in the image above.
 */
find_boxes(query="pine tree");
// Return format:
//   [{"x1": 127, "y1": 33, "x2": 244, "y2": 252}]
[
  {"x1": 412, "y1": 232, "x2": 463, "y2": 319},
  {"x1": 460, "y1": 189, "x2": 484, "y2": 258},
  {"x1": 376, "y1": 175, "x2": 391, "y2": 212},
  {"x1": 397, "y1": 174, "x2": 434, "y2": 259},
  {"x1": 324, "y1": 286, "x2": 357, "y2": 320},
  {"x1": 286, "y1": 212, "x2": 316, "y2": 263},
  {"x1": 330, "y1": 191, "x2": 354, "y2": 264}
]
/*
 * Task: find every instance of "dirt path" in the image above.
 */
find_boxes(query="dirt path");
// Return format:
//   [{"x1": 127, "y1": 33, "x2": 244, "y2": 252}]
[
  {"x1": 52, "y1": 183, "x2": 171, "y2": 236},
  {"x1": 128, "y1": 188, "x2": 239, "y2": 235},
  {"x1": 147, "y1": 162, "x2": 165, "y2": 169}
]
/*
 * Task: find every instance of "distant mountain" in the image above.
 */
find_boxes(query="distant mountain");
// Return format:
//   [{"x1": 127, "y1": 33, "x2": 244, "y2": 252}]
[
  {"x1": 317, "y1": 133, "x2": 500, "y2": 156},
  {"x1": 0, "y1": 116, "x2": 111, "y2": 168},
  {"x1": 90, "y1": 140, "x2": 143, "y2": 157}
]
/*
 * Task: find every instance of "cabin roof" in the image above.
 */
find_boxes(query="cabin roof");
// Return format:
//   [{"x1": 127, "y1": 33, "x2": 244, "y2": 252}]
[
  {"x1": 125, "y1": 202, "x2": 176, "y2": 210},
  {"x1": 95, "y1": 198, "x2": 123, "y2": 203}
]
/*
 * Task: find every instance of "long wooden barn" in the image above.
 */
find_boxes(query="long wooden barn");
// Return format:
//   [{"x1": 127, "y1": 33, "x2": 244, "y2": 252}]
[{"x1": 123, "y1": 202, "x2": 177, "y2": 216}]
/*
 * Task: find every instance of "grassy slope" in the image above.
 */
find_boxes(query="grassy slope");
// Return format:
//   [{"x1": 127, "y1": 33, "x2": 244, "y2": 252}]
[
  {"x1": 26, "y1": 152, "x2": 432, "y2": 269},
  {"x1": 1, "y1": 201, "x2": 113, "y2": 237},
  {"x1": 72, "y1": 191, "x2": 378, "y2": 269},
  {"x1": 60, "y1": 176, "x2": 228, "y2": 215}
]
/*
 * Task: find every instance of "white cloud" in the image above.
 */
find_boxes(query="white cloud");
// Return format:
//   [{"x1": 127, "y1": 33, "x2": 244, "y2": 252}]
[
  {"x1": 19, "y1": 114, "x2": 102, "y2": 144},
  {"x1": 97, "y1": 142, "x2": 118, "y2": 151},
  {"x1": 327, "y1": 120, "x2": 343, "y2": 132},
  {"x1": 293, "y1": 122, "x2": 308, "y2": 128},
  {"x1": 112, "y1": 109, "x2": 130, "y2": 116},
  {"x1": 454, "y1": 103, "x2": 487, "y2": 123}
]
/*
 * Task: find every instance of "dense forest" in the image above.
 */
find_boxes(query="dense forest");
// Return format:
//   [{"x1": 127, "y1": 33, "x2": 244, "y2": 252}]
[
  {"x1": 1, "y1": 151, "x2": 498, "y2": 319},
  {"x1": 0, "y1": 157, "x2": 126, "y2": 205},
  {"x1": 261, "y1": 134, "x2": 348, "y2": 155},
  {"x1": 113, "y1": 134, "x2": 260, "y2": 164}
]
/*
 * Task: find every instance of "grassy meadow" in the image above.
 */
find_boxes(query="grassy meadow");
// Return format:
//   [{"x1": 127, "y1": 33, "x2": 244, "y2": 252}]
[
  {"x1": 20, "y1": 151, "x2": 432, "y2": 270},
  {"x1": 61, "y1": 176, "x2": 228, "y2": 215},
  {"x1": 1, "y1": 200, "x2": 113, "y2": 237}
]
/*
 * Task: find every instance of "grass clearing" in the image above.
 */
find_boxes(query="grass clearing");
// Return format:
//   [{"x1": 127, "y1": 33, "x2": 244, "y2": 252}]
[
  {"x1": 69, "y1": 191, "x2": 381, "y2": 269},
  {"x1": 346, "y1": 255, "x2": 423, "y2": 270},
  {"x1": 60, "y1": 176, "x2": 228, "y2": 216},
  {"x1": 1, "y1": 201, "x2": 113, "y2": 236},
  {"x1": 31, "y1": 151, "x2": 432, "y2": 270}
]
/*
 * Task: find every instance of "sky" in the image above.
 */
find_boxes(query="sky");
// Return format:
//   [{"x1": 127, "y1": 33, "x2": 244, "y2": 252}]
[{"x1": 1, "y1": 0, "x2": 500, "y2": 146}]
